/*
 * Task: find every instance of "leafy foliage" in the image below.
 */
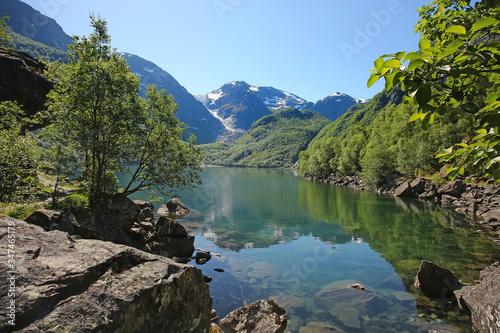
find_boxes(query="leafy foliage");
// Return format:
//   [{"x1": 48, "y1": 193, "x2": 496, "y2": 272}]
[
  {"x1": 0, "y1": 14, "x2": 12, "y2": 47},
  {"x1": 7, "y1": 30, "x2": 67, "y2": 62},
  {"x1": 201, "y1": 108, "x2": 331, "y2": 168},
  {"x1": 0, "y1": 101, "x2": 40, "y2": 203},
  {"x1": 121, "y1": 85, "x2": 203, "y2": 199},
  {"x1": 368, "y1": 0, "x2": 500, "y2": 181},
  {"x1": 46, "y1": 15, "x2": 203, "y2": 206},
  {"x1": 298, "y1": 100, "x2": 471, "y2": 187}
]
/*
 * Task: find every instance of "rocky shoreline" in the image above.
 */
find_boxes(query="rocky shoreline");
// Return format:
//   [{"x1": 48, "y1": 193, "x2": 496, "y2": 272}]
[
  {"x1": 303, "y1": 173, "x2": 500, "y2": 332},
  {"x1": 0, "y1": 195, "x2": 288, "y2": 333},
  {"x1": 303, "y1": 173, "x2": 500, "y2": 247}
]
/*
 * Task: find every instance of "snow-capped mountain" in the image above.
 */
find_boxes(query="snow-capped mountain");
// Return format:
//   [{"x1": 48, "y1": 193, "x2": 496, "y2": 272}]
[
  {"x1": 248, "y1": 86, "x2": 308, "y2": 111},
  {"x1": 202, "y1": 81, "x2": 272, "y2": 132},
  {"x1": 304, "y1": 92, "x2": 366, "y2": 121}
]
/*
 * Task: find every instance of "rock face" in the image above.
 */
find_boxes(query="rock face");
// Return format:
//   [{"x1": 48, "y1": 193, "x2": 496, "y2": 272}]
[
  {"x1": 0, "y1": 48, "x2": 54, "y2": 129},
  {"x1": 455, "y1": 262, "x2": 500, "y2": 333},
  {"x1": 415, "y1": 260, "x2": 462, "y2": 301},
  {"x1": 314, "y1": 280, "x2": 386, "y2": 329},
  {"x1": 219, "y1": 299, "x2": 287, "y2": 333},
  {"x1": 0, "y1": 215, "x2": 212, "y2": 332}
]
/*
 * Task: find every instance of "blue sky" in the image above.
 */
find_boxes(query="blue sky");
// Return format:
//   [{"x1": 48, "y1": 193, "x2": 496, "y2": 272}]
[{"x1": 21, "y1": 0, "x2": 427, "y2": 102}]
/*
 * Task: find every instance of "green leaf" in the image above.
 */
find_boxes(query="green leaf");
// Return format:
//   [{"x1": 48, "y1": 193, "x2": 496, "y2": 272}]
[
  {"x1": 471, "y1": 17, "x2": 499, "y2": 33},
  {"x1": 408, "y1": 59, "x2": 426, "y2": 72},
  {"x1": 396, "y1": 51, "x2": 406, "y2": 60},
  {"x1": 367, "y1": 73, "x2": 380, "y2": 88},
  {"x1": 374, "y1": 57, "x2": 384, "y2": 70},
  {"x1": 383, "y1": 59, "x2": 401, "y2": 68},
  {"x1": 403, "y1": 52, "x2": 419, "y2": 63},
  {"x1": 415, "y1": 85, "x2": 432, "y2": 107},
  {"x1": 446, "y1": 25, "x2": 466, "y2": 34},
  {"x1": 477, "y1": 128, "x2": 488, "y2": 135},
  {"x1": 419, "y1": 38, "x2": 431, "y2": 51},
  {"x1": 485, "y1": 92, "x2": 500, "y2": 104},
  {"x1": 409, "y1": 112, "x2": 424, "y2": 122}
]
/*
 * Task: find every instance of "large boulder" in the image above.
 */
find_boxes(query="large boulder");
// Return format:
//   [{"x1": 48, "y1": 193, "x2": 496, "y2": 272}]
[
  {"x1": 24, "y1": 209, "x2": 74, "y2": 234},
  {"x1": 455, "y1": 262, "x2": 500, "y2": 333},
  {"x1": 158, "y1": 198, "x2": 190, "y2": 218},
  {"x1": 0, "y1": 215, "x2": 212, "y2": 332},
  {"x1": 394, "y1": 181, "x2": 414, "y2": 198},
  {"x1": 414, "y1": 260, "x2": 462, "y2": 301},
  {"x1": 410, "y1": 178, "x2": 427, "y2": 195},
  {"x1": 155, "y1": 216, "x2": 188, "y2": 238},
  {"x1": 314, "y1": 280, "x2": 386, "y2": 329},
  {"x1": 220, "y1": 299, "x2": 287, "y2": 333},
  {"x1": 438, "y1": 180, "x2": 465, "y2": 198}
]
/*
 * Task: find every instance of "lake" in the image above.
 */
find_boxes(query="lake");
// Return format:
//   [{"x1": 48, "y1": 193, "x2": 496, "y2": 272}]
[{"x1": 123, "y1": 167, "x2": 500, "y2": 332}]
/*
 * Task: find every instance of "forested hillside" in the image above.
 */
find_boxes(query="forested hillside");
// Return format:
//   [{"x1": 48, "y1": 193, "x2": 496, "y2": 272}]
[
  {"x1": 201, "y1": 108, "x2": 331, "y2": 168},
  {"x1": 298, "y1": 94, "x2": 473, "y2": 188}
]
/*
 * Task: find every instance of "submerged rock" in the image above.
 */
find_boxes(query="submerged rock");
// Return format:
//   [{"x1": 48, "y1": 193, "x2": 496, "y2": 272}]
[
  {"x1": 415, "y1": 260, "x2": 462, "y2": 301},
  {"x1": 0, "y1": 215, "x2": 212, "y2": 332},
  {"x1": 314, "y1": 280, "x2": 386, "y2": 329},
  {"x1": 220, "y1": 299, "x2": 287, "y2": 333},
  {"x1": 298, "y1": 321, "x2": 344, "y2": 333}
]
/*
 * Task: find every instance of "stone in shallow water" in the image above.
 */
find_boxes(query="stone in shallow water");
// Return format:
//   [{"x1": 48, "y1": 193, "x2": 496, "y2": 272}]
[
  {"x1": 298, "y1": 321, "x2": 344, "y2": 333},
  {"x1": 271, "y1": 294, "x2": 307, "y2": 317},
  {"x1": 314, "y1": 279, "x2": 386, "y2": 329}
]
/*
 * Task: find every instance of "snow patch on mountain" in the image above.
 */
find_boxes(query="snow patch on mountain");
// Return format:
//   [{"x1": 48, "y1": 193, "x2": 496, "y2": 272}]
[
  {"x1": 208, "y1": 108, "x2": 235, "y2": 132},
  {"x1": 207, "y1": 90, "x2": 225, "y2": 105}
]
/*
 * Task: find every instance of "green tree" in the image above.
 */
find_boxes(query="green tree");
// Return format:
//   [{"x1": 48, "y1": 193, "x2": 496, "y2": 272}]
[
  {"x1": 0, "y1": 102, "x2": 40, "y2": 203},
  {"x1": 0, "y1": 14, "x2": 12, "y2": 47},
  {"x1": 368, "y1": 0, "x2": 500, "y2": 181},
  {"x1": 47, "y1": 14, "x2": 203, "y2": 206},
  {"x1": 121, "y1": 85, "x2": 203, "y2": 199}
]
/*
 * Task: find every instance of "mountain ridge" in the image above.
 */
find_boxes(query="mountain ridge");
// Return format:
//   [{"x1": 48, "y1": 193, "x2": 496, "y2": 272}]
[{"x1": 2, "y1": 0, "x2": 370, "y2": 145}]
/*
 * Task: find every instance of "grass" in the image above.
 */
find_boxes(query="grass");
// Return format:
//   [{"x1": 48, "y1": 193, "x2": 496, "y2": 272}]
[{"x1": 0, "y1": 202, "x2": 46, "y2": 220}]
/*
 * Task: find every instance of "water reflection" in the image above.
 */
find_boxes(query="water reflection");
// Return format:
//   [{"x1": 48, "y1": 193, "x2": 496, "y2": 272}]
[{"x1": 123, "y1": 168, "x2": 500, "y2": 332}]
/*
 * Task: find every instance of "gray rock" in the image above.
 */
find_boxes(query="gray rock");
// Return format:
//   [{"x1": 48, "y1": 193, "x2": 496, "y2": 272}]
[
  {"x1": 158, "y1": 198, "x2": 190, "y2": 218},
  {"x1": 480, "y1": 209, "x2": 500, "y2": 223},
  {"x1": 220, "y1": 299, "x2": 287, "y2": 333},
  {"x1": 314, "y1": 280, "x2": 386, "y2": 329},
  {"x1": 410, "y1": 178, "x2": 426, "y2": 195},
  {"x1": 24, "y1": 209, "x2": 74, "y2": 234},
  {"x1": 0, "y1": 215, "x2": 212, "y2": 332},
  {"x1": 438, "y1": 180, "x2": 465, "y2": 198},
  {"x1": 155, "y1": 216, "x2": 188, "y2": 238},
  {"x1": 415, "y1": 260, "x2": 462, "y2": 301},
  {"x1": 455, "y1": 262, "x2": 500, "y2": 333},
  {"x1": 394, "y1": 181, "x2": 413, "y2": 198}
]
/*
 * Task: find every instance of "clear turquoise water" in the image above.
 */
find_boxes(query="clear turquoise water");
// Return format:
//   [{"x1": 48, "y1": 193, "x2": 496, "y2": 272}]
[{"x1": 122, "y1": 167, "x2": 500, "y2": 332}]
